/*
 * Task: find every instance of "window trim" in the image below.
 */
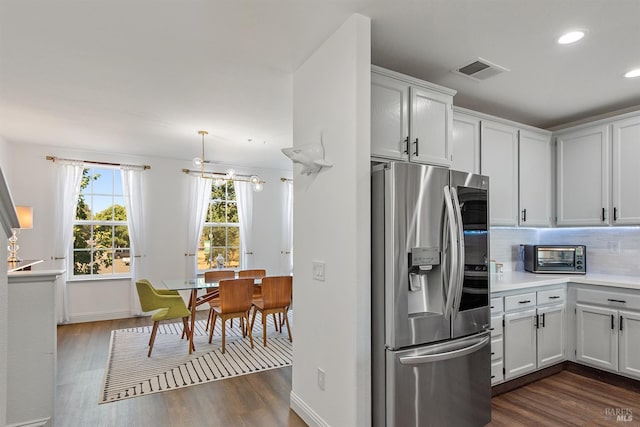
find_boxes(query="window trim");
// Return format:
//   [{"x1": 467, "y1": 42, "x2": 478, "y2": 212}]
[{"x1": 69, "y1": 166, "x2": 132, "y2": 280}]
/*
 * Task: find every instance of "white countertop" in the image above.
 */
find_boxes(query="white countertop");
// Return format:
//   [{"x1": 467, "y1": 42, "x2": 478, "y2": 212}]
[{"x1": 492, "y1": 271, "x2": 640, "y2": 294}]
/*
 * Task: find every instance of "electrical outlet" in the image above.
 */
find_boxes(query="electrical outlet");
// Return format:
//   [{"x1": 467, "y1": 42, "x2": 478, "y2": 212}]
[
  {"x1": 312, "y1": 261, "x2": 326, "y2": 281},
  {"x1": 317, "y1": 368, "x2": 325, "y2": 390}
]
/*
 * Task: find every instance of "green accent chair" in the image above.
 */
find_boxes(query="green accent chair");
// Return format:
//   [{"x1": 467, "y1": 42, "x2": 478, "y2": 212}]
[{"x1": 135, "y1": 279, "x2": 192, "y2": 357}]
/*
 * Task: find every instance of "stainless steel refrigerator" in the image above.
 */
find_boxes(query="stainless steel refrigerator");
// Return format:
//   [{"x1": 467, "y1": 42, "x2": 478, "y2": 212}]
[{"x1": 372, "y1": 161, "x2": 492, "y2": 427}]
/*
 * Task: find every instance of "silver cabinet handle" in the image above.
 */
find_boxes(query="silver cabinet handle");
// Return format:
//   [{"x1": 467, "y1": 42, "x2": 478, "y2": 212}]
[
  {"x1": 450, "y1": 186, "x2": 465, "y2": 318},
  {"x1": 399, "y1": 336, "x2": 490, "y2": 365},
  {"x1": 442, "y1": 186, "x2": 458, "y2": 319}
]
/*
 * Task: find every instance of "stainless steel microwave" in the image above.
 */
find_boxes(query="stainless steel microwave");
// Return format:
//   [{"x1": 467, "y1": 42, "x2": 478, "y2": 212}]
[{"x1": 524, "y1": 245, "x2": 586, "y2": 274}]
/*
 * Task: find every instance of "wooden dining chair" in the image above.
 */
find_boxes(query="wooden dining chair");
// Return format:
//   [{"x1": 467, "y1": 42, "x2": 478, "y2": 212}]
[
  {"x1": 136, "y1": 279, "x2": 191, "y2": 357},
  {"x1": 203, "y1": 270, "x2": 236, "y2": 331},
  {"x1": 239, "y1": 269, "x2": 266, "y2": 302},
  {"x1": 208, "y1": 278, "x2": 254, "y2": 353},
  {"x1": 250, "y1": 276, "x2": 292, "y2": 347}
]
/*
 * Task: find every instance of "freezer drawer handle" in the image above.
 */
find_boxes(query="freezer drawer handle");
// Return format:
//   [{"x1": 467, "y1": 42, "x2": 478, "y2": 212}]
[
  {"x1": 607, "y1": 298, "x2": 627, "y2": 304},
  {"x1": 399, "y1": 336, "x2": 490, "y2": 365}
]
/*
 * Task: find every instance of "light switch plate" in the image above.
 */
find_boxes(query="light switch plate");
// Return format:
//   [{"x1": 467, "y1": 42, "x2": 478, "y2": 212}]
[{"x1": 312, "y1": 261, "x2": 326, "y2": 281}]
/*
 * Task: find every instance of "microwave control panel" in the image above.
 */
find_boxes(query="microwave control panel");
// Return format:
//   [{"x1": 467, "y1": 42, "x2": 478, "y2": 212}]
[{"x1": 575, "y1": 246, "x2": 585, "y2": 271}]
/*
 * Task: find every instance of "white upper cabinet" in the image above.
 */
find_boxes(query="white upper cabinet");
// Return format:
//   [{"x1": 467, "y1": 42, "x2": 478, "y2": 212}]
[
  {"x1": 612, "y1": 116, "x2": 640, "y2": 225},
  {"x1": 452, "y1": 112, "x2": 480, "y2": 173},
  {"x1": 556, "y1": 124, "x2": 610, "y2": 226},
  {"x1": 371, "y1": 72, "x2": 409, "y2": 160},
  {"x1": 519, "y1": 130, "x2": 552, "y2": 227},
  {"x1": 410, "y1": 87, "x2": 452, "y2": 166},
  {"x1": 371, "y1": 66, "x2": 455, "y2": 166},
  {"x1": 481, "y1": 120, "x2": 519, "y2": 226}
]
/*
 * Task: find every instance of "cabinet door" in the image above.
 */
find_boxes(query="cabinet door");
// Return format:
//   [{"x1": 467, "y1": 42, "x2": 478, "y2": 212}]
[
  {"x1": 537, "y1": 304, "x2": 565, "y2": 368},
  {"x1": 452, "y1": 112, "x2": 480, "y2": 173},
  {"x1": 519, "y1": 130, "x2": 552, "y2": 227},
  {"x1": 481, "y1": 120, "x2": 519, "y2": 226},
  {"x1": 556, "y1": 125, "x2": 610, "y2": 226},
  {"x1": 612, "y1": 116, "x2": 640, "y2": 225},
  {"x1": 409, "y1": 86, "x2": 451, "y2": 166},
  {"x1": 576, "y1": 304, "x2": 618, "y2": 371},
  {"x1": 619, "y1": 309, "x2": 640, "y2": 379},
  {"x1": 504, "y1": 308, "x2": 537, "y2": 380},
  {"x1": 371, "y1": 72, "x2": 409, "y2": 160}
]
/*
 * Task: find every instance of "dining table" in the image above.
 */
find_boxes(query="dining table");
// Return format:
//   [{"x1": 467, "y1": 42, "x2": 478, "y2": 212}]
[{"x1": 161, "y1": 276, "x2": 261, "y2": 354}]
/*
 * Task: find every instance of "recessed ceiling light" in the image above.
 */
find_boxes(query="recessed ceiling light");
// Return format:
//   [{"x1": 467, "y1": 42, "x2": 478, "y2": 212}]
[
  {"x1": 558, "y1": 31, "x2": 585, "y2": 45},
  {"x1": 625, "y1": 69, "x2": 640, "y2": 78}
]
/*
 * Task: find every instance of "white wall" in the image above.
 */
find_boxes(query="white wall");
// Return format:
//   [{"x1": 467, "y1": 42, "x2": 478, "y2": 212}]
[
  {"x1": 0, "y1": 136, "x2": 11, "y2": 427},
  {"x1": 290, "y1": 14, "x2": 371, "y2": 427},
  {"x1": 8, "y1": 142, "x2": 292, "y2": 323}
]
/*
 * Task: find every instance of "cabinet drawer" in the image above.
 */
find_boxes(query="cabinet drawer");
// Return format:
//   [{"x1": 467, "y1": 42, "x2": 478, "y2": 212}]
[
  {"x1": 504, "y1": 292, "x2": 537, "y2": 311},
  {"x1": 490, "y1": 315, "x2": 503, "y2": 337},
  {"x1": 491, "y1": 360, "x2": 504, "y2": 385},
  {"x1": 537, "y1": 288, "x2": 566, "y2": 306},
  {"x1": 490, "y1": 297, "x2": 503, "y2": 314},
  {"x1": 576, "y1": 288, "x2": 640, "y2": 311},
  {"x1": 491, "y1": 336, "x2": 503, "y2": 361}
]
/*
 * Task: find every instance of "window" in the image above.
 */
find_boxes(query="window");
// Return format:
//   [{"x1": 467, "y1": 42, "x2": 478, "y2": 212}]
[
  {"x1": 72, "y1": 167, "x2": 130, "y2": 278},
  {"x1": 198, "y1": 180, "x2": 240, "y2": 270}
]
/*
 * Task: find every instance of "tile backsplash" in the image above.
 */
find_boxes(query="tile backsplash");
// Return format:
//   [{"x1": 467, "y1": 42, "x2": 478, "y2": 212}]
[{"x1": 490, "y1": 227, "x2": 640, "y2": 276}]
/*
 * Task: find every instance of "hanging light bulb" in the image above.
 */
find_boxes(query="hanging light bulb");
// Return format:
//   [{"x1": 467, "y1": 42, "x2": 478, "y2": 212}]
[
  {"x1": 249, "y1": 175, "x2": 260, "y2": 184},
  {"x1": 253, "y1": 182, "x2": 264, "y2": 192},
  {"x1": 193, "y1": 157, "x2": 203, "y2": 167},
  {"x1": 226, "y1": 168, "x2": 236, "y2": 179}
]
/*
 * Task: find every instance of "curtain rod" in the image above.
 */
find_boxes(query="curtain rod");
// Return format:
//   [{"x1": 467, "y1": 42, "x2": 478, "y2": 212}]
[
  {"x1": 182, "y1": 169, "x2": 266, "y2": 184},
  {"x1": 281, "y1": 177, "x2": 293, "y2": 182},
  {"x1": 46, "y1": 155, "x2": 151, "y2": 170}
]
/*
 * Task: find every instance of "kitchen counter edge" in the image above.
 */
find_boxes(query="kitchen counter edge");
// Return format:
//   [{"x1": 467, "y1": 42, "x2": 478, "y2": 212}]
[{"x1": 491, "y1": 271, "x2": 640, "y2": 294}]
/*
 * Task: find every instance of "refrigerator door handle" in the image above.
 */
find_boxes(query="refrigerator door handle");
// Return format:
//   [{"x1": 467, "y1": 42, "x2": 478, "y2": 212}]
[
  {"x1": 450, "y1": 186, "x2": 465, "y2": 318},
  {"x1": 399, "y1": 334, "x2": 490, "y2": 365},
  {"x1": 443, "y1": 186, "x2": 458, "y2": 319}
]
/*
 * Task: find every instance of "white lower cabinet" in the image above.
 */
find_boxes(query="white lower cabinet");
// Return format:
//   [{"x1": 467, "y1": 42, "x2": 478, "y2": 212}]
[
  {"x1": 537, "y1": 304, "x2": 565, "y2": 368},
  {"x1": 502, "y1": 287, "x2": 566, "y2": 382},
  {"x1": 576, "y1": 304, "x2": 618, "y2": 371},
  {"x1": 576, "y1": 300, "x2": 640, "y2": 379},
  {"x1": 490, "y1": 297, "x2": 504, "y2": 385},
  {"x1": 504, "y1": 308, "x2": 537, "y2": 379}
]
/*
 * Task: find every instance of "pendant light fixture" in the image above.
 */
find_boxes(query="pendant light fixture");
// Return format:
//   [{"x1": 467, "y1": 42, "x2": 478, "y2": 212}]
[
  {"x1": 193, "y1": 130, "x2": 208, "y2": 177},
  {"x1": 189, "y1": 130, "x2": 264, "y2": 191}
]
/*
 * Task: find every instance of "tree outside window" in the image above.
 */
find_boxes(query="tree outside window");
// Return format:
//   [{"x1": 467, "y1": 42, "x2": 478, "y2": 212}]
[
  {"x1": 198, "y1": 180, "x2": 240, "y2": 270},
  {"x1": 72, "y1": 167, "x2": 131, "y2": 277}
]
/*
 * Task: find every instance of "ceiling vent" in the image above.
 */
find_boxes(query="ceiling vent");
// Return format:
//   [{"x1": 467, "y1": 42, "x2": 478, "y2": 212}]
[{"x1": 453, "y1": 57, "x2": 509, "y2": 81}]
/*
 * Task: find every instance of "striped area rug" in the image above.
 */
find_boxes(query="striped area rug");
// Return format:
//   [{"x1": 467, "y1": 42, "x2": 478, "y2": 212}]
[{"x1": 99, "y1": 311, "x2": 292, "y2": 404}]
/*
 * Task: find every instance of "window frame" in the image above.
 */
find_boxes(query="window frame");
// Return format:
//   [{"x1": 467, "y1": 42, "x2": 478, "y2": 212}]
[
  {"x1": 197, "y1": 180, "x2": 241, "y2": 271},
  {"x1": 69, "y1": 166, "x2": 131, "y2": 281}
]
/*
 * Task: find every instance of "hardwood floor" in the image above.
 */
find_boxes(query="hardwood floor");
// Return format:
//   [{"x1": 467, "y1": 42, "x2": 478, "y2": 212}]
[
  {"x1": 57, "y1": 314, "x2": 306, "y2": 427},
  {"x1": 490, "y1": 370, "x2": 640, "y2": 426},
  {"x1": 58, "y1": 316, "x2": 640, "y2": 426}
]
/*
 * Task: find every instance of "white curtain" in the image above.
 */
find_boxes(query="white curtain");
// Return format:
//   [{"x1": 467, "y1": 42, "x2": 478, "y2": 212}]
[
  {"x1": 235, "y1": 181, "x2": 254, "y2": 269},
  {"x1": 121, "y1": 167, "x2": 145, "y2": 315},
  {"x1": 53, "y1": 162, "x2": 84, "y2": 324},
  {"x1": 186, "y1": 176, "x2": 210, "y2": 280},
  {"x1": 282, "y1": 180, "x2": 293, "y2": 275}
]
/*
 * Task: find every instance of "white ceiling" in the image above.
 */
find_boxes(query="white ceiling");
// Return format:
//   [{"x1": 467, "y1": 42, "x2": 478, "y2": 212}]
[{"x1": 1, "y1": 1, "x2": 639, "y2": 170}]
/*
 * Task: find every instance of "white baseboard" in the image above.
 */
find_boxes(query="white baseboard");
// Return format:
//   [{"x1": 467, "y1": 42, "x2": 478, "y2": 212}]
[
  {"x1": 290, "y1": 391, "x2": 330, "y2": 427},
  {"x1": 6, "y1": 416, "x2": 51, "y2": 427},
  {"x1": 66, "y1": 310, "x2": 133, "y2": 324},
  {"x1": 63, "y1": 304, "x2": 210, "y2": 324}
]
